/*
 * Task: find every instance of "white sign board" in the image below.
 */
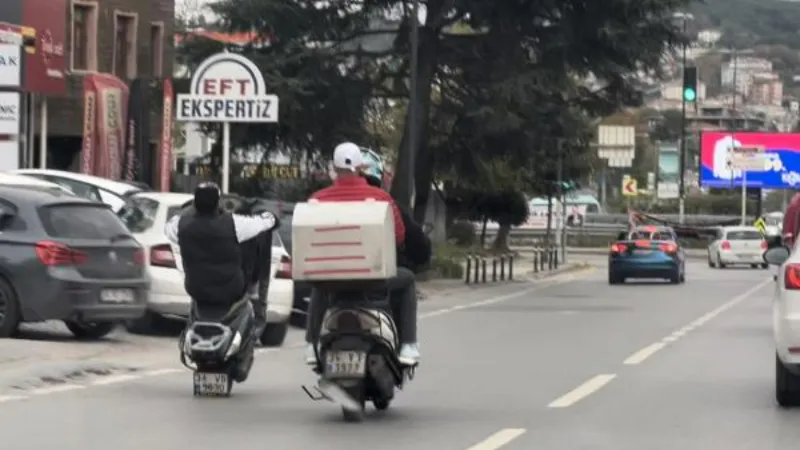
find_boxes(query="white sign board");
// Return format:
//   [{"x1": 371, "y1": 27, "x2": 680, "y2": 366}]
[
  {"x1": 729, "y1": 146, "x2": 766, "y2": 172},
  {"x1": 0, "y1": 91, "x2": 20, "y2": 135},
  {"x1": 657, "y1": 182, "x2": 679, "y2": 199},
  {"x1": 597, "y1": 125, "x2": 635, "y2": 168},
  {"x1": 176, "y1": 53, "x2": 279, "y2": 123},
  {"x1": 0, "y1": 43, "x2": 21, "y2": 88}
]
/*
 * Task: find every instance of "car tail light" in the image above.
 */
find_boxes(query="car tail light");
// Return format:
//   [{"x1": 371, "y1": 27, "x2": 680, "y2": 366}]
[
  {"x1": 610, "y1": 243, "x2": 625, "y2": 253},
  {"x1": 35, "y1": 241, "x2": 87, "y2": 266},
  {"x1": 659, "y1": 242, "x2": 678, "y2": 254},
  {"x1": 150, "y1": 244, "x2": 176, "y2": 268},
  {"x1": 761, "y1": 240, "x2": 768, "y2": 250},
  {"x1": 721, "y1": 240, "x2": 731, "y2": 250},
  {"x1": 785, "y1": 264, "x2": 800, "y2": 290},
  {"x1": 276, "y1": 255, "x2": 292, "y2": 279},
  {"x1": 133, "y1": 249, "x2": 145, "y2": 265}
]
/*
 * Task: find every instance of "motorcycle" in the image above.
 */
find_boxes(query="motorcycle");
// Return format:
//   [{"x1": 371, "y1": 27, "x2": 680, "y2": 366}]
[
  {"x1": 303, "y1": 281, "x2": 416, "y2": 422},
  {"x1": 180, "y1": 298, "x2": 257, "y2": 397}
]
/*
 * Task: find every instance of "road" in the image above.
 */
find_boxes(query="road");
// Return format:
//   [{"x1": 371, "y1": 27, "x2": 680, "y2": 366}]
[{"x1": 0, "y1": 257, "x2": 787, "y2": 450}]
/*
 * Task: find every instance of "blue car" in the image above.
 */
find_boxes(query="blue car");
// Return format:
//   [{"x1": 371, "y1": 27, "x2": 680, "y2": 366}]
[{"x1": 608, "y1": 226, "x2": 686, "y2": 285}]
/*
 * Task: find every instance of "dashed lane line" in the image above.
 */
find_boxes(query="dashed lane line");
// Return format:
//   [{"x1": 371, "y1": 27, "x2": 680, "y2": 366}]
[
  {"x1": 621, "y1": 277, "x2": 771, "y2": 366},
  {"x1": 466, "y1": 428, "x2": 527, "y2": 450},
  {"x1": 547, "y1": 374, "x2": 617, "y2": 408}
]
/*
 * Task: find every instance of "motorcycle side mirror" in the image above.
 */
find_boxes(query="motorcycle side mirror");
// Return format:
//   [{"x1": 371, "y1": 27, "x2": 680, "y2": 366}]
[
  {"x1": 423, "y1": 223, "x2": 434, "y2": 235},
  {"x1": 616, "y1": 231, "x2": 626, "y2": 241}
]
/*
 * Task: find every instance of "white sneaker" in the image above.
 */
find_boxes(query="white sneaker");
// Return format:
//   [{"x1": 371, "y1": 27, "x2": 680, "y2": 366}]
[
  {"x1": 305, "y1": 344, "x2": 318, "y2": 366},
  {"x1": 398, "y1": 343, "x2": 420, "y2": 366}
]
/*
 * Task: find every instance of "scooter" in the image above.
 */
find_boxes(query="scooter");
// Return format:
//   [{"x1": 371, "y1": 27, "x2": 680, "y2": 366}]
[
  {"x1": 180, "y1": 298, "x2": 257, "y2": 397},
  {"x1": 303, "y1": 282, "x2": 415, "y2": 422}
]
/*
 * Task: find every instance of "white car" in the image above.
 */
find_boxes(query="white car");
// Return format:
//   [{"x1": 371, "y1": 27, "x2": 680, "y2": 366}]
[
  {"x1": 12, "y1": 169, "x2": 144, "y2": 213},
  {"x1": 117, "y1": 192, "x2": 292, "y2": 346},
  {"x1": 707, "y1": 226, "x2": 769, "y2": 269},
  {"x1": 0, "y1": 173, "x2": 75, "y2": 194},
  {"x1": 763, "y1": 245, "x2": 800, "y2": 406}
]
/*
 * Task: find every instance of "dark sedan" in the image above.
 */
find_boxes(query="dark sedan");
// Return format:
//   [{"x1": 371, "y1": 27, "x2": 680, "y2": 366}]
[{"x1": 0, "y1": 186, "x2": 149, "y2": 339}]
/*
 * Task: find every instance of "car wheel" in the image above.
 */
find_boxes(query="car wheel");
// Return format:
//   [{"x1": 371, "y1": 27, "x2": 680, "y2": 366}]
[
  {"x1": 679, "y1": 271, "x2": 686, "y2": 283},
  {"x1": 0, "y1": 276, "x2": 21, "y2": 338},
  {"x1": 717, "y1": 253, "x2": 727, "y2": 269},
  {"x1": 65, "y1": 320, "x2": 116, "y2": 340},
  {"x1": 669, "y1": 270, "x2": 681, "y2": 284},
  {"x1": 776, "y1": 353, "x2": 800, "y2": 407},
  {"x1": 608, "y1": 272, "x2": 621, "y2": 285},
  {"x1": 707, "y1": 255, "x2": 715, "y2": 268},
  {"x1": 762, "y1": 263, "x2": 770, "y2": 270},
  {"x1": 260, "y1": 320, "x2": 289, "y2": 347}
]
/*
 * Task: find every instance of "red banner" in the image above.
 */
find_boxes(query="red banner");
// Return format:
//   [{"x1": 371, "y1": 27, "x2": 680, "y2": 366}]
[
  {"x1": 81, "y1": 74, "x2": 128, "y2": 178},
  {"x1": 159, "y1": 79, "x2": 173, "y2": 191},
  {"x1": 22, "y1": 0, "x2": 67, "y2": 94}
]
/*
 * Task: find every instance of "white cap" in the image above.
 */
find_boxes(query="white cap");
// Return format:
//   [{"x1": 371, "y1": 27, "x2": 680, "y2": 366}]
[{"x1": 333, "y1": 142, "x2": 364, "y2": 172}]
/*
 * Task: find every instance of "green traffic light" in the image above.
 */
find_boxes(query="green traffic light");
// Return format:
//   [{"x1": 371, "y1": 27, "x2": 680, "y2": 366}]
[{"x1": 683, "y1": 88, "x2": 696, "y2": 102}]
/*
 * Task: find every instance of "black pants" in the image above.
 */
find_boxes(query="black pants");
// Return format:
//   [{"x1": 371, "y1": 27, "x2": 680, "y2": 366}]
[{"x1": 304, "y1": 267, "x2": 418, "y2": 345}]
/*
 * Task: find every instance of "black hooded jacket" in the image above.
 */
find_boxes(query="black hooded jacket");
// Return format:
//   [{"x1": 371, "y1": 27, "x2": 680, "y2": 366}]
[{"x1": 397, "y1": 205, "x2": 432, "y2": 272}]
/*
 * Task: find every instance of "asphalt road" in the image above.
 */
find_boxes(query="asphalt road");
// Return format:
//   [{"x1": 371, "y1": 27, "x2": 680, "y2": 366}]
[{"x1": 0, "y1": 257, "x2": 786, "y2": 450}]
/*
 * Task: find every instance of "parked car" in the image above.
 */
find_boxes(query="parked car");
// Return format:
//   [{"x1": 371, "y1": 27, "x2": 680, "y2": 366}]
[
  {"x1": 0, "y1": 172, "x2": 75, "y2": 194},
  {"x1": 0, "y1": 185, "x2": 149, "y2": 339},
  {"x1": 12, "y1": 169, "x2": 146, "y2": 213},
  {"x1": 707, "y1": 226, "x2": 768, "y2": 269},
  {"x1": 117, "y1": 192, "x2": 293, "y2": 346}
]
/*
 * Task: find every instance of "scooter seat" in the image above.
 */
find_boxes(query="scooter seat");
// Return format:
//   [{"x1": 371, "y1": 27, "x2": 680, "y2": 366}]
[{"x1": 192, "y1": 297, "x2": 249, "y2": 324}]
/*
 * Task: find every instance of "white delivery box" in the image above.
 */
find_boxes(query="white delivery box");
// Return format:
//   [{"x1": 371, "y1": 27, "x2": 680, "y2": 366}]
[{"x1": 291, "y1": 200, "x2": 397, "y2": 281}]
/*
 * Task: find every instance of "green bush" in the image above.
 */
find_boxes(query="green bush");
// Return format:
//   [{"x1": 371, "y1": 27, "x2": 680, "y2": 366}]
[
  {"x1": 448, "y1": 221, "x2": 476, "y2": 246},
  {"x1": 428, "y1": 242, "x2": 468, "y2": 279}
]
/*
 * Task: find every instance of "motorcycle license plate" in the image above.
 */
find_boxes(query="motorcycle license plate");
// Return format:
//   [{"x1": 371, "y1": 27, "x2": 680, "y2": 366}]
[
  {"x1": 324, "y1": 351, "x2": 367, "y2": 377},
  {"x1": 193, "y1": 372, "x2": 229, "y2": 396}
]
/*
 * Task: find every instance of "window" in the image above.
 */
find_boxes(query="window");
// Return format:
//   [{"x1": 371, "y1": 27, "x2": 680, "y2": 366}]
[
  {"x1": 71, "y1": 2, "x2": 98, "y2": 71},
  {"x1": 113, "y1": 12, "x2": 138, "y2": 79},
  {"x1": 42, "y1": 176, "x2": 101, "y2": 203},
  {"x1": 39, "y1": 204, "x2": 130, "y2": 239},
  {"x1": 149, "y1": 22, "x2": 164, "y2": 76},
  {"x1": 117, "y1": 197, "x2": 160, "y2": 233},
  {"x1": 726, "y1": 230, "x2": 763, "y2": 240}
]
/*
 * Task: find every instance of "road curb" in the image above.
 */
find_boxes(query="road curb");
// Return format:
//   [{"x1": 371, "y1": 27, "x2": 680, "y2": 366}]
[
  {"x1": 525, "y1": 261, "x2": 593, "y2": 280},
  {"x1": 512, "y1": 247, "x2": 707, "y2": 260}
]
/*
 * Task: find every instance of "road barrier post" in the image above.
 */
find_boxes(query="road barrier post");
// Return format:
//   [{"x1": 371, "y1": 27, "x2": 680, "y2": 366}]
[
  {"x1": 500, "y1": 255, "x2": 506, "y2": 280},
  {"x1": 493, "y1": 258, "x2": 498, "y2": 281},
  {"x1": 465, "y1": 256, "x2": 472, "y2": 284},
  {"x1": 508, "y1": 254, "x2": 514, "y2": 280},
  {"x1": 481, "y1": 258, "x2": 487, "y2": 283}
]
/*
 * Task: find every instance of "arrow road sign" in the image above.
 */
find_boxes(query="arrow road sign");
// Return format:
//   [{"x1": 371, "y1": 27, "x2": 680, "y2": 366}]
[{"x1": 622, "y1": 175, "x2": 637, "y2": 197}]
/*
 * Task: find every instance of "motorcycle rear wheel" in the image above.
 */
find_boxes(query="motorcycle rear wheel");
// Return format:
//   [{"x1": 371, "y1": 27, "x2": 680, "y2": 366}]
[{"x1": 341, "y1": 385, "x2": 366, "y2": 422}]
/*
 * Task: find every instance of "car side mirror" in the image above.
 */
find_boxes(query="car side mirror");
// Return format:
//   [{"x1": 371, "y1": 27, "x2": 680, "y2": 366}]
[
  {"x1": 764, "y1": 246, "x2": 791, "y2": 266},
  {"x1": 616, "y1": 232, "x2": 626, "y2": 241}
]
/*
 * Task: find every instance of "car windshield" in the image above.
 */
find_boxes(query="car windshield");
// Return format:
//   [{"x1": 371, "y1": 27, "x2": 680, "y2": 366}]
[
  {"x1": 117, "y1": 197, "x2": 160, "y2": 233},
  {"x1": 766, "y1": 217, "x2": 782, "y2": 226},
  {"x1": 40, "y1": 204, "x2": 131, "y2": 239},
  {"x1": 726, "y1": 230, "x2": 762, "y2": 240},
  {"x1": 628, "y1": 230, "x2": 673, "y2": 241}
]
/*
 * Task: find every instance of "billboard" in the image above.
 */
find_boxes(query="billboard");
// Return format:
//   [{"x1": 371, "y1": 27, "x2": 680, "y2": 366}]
[{"x1": 699, "y1": 132, "x2": 800, "y2": 188}]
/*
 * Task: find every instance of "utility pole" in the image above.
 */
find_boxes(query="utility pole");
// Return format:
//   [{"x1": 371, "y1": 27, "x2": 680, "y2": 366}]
[
  {"x1": 556, "y1": 139, "x2": 566, "y2": 264},
  {"x1": 678, "y1": 16, "x2": 688, "y2": 224},
  {"x1": 406, "y1": 0, "x2": 420, "y2": 210}
]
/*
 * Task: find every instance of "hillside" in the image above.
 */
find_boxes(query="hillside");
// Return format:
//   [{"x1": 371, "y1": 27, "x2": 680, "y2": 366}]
[{"x1": 690, "y1": 0, "x2": 800, "y2": 48}]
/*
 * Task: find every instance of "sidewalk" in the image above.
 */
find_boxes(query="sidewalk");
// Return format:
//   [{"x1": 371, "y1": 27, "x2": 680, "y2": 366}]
[{"x1": 512, "y1": 247, "x2": 707, "y2": 259}]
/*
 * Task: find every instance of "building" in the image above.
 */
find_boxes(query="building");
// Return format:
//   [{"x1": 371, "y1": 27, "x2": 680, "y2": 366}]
[
  {"x1": 721, "y1": 56, "x2": 772, "y2": 97},
  {"x1": 0, "y1": 0, "x2": 175, "y2": 172},
  {"x1": 748, "y1": 72, "x2": 783, "y2": 106}
]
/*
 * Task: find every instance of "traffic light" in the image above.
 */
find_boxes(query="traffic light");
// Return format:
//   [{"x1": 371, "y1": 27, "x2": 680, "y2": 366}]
[{"x1": 682, "y1": 66, "x2": 698, "y2": 102}]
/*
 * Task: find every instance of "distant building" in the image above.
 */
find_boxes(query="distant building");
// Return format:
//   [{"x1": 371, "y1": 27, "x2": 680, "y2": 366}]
[
  {"x1": 748, "y1": 73, "x2": 783, "y2": 106},
  {"x1": 721, "y1": 56, "x2": 772, "y2": 97},
  {"x1": 697, "y1": 29, "x2": 722, "y2": 47}
]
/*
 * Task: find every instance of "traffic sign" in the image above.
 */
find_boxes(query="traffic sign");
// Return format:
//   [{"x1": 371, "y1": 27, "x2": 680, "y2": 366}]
[
  {"x1": 622, "y1": 175, "x2": 637, "y2": 196},
  {"x1": 754, "y1": 217, "x2": 766, "y2": 235}
]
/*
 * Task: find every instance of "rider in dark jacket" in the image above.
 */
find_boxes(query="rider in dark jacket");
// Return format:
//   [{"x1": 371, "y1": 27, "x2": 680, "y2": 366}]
[{"x1": 165, "y1": 183, "x2": 279, "y2": 326}]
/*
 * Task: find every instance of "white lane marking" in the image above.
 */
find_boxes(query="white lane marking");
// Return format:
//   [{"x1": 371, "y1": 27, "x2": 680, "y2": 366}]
[
  {"x1": 29, "y1": 384, "x2": 86, "y2": 395},
  {"x1": 421, "y1": 270, "x2": 588, "y2": 319},
  {"x1": 548, "y1": 374, "x2": 616, "y2": 408},
  {"x1": 466, "y1": 428, "x2": 526, "y2": 450},
  {"x1": 623, "y1": 342, "x2": 666, "y2": 365},
  {"x1": 621, "y1": 277, "x2": 771, "y2": 366},
  {"x1": 91, "y1": 374, "x2": 141, "y2": 386},
  {"x1": 0, "y1": 395, "x2": 26, "y2": 403}
]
